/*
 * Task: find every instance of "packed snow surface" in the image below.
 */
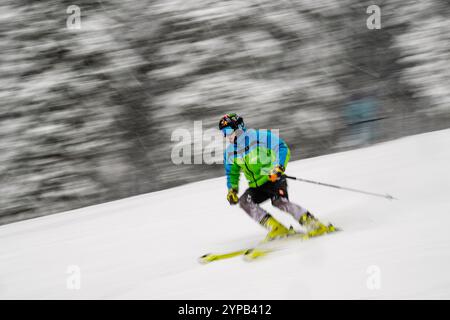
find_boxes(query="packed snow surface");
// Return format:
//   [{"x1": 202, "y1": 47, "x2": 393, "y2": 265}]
[{"x1": 1, "y1": 129, "x2": 450, "y2": 299}]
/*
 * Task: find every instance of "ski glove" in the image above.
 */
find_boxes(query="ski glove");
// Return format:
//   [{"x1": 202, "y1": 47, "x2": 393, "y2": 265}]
[
  {"x1": 269, "y1": 165, "x2": 285, "y2": 182},
  {"x1": 227, "y1": 188, "x2": 239, "y2": 205}
]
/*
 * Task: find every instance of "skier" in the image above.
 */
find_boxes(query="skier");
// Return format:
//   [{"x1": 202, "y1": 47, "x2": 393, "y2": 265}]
[{"x1": 219, "y1": 113, "x2": 329, "y2": 241}]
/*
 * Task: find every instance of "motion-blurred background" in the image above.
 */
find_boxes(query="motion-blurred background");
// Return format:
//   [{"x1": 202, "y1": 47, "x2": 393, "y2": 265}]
[{"x1": 1, "y1": 0, "x2": 449, "y2": 224}]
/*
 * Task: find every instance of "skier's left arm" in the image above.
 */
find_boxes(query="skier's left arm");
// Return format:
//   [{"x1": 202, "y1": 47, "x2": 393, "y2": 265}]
[{"x1": 268, "y1": 131, "x2": 290, "y2": 181}]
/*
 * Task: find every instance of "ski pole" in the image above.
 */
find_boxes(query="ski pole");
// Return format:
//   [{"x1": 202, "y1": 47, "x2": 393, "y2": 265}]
[{"x1": 284, "y1": 175, "x2": 397, "y2": 200}]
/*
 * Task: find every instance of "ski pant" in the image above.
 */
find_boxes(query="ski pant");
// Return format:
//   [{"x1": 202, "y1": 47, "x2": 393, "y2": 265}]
[{"x1": 238, "y1": 175, "x2": 308, "y2": 223}]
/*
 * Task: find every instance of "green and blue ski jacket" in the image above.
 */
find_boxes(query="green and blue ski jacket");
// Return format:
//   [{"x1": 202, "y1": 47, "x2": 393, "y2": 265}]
[{"x1": 224, "y1": 129, "x2": 290, "y2": 190}]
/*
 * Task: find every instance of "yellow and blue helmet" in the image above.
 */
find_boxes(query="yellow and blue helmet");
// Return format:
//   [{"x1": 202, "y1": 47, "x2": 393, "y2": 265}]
[{"x1": 218, "y1": 113, "x2": 245, "y2": 136}]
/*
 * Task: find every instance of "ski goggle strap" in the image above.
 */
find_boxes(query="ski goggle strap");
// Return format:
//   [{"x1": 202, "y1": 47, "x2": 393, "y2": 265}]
[{"x1": 221, "y1": 127, "x2": 235, "y2": 137}]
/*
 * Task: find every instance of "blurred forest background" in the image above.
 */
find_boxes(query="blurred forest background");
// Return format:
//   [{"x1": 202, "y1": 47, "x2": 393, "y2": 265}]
[{"x1": 1, "y1": 0, "x2": 449, "y2": 224}]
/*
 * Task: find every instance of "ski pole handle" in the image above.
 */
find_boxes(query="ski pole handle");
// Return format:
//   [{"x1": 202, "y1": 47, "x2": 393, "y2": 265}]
[{"x1": 284, "y1": 175, "x2": 397, "y2": 200}]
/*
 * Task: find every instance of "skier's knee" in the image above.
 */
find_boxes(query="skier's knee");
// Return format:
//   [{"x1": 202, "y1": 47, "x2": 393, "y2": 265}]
[
  {"x1": 239, "y1": 194, "x2": 254, "y2": 212},
  {"x1": 238, "y1": 195, "x2": 248, "y2": 209},
  {"x1": 272, "y1": 196, "x2": 288, "y2": 209}
]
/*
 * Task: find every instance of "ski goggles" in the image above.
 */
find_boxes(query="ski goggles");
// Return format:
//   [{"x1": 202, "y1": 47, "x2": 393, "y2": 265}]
[{"x1": 221, "y1": 127, "x2": 235, "y2": 137}]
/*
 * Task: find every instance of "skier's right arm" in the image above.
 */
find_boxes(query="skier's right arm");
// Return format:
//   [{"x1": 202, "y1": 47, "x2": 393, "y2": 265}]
[
  {"x1": 224, "y1": 151, "x2": 240, "y2": 204},
  {"x1": 225, "y1": 162, "x2": 241, "y2": 190}
]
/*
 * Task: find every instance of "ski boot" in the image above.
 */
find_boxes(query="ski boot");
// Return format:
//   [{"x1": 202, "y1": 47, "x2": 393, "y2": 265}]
[
  {"x1": 261, "y1": 215, "x2": 291, "y2": 242},
  {"x1": 299, "y1": 211, "x2": 330, "y2": 237}
]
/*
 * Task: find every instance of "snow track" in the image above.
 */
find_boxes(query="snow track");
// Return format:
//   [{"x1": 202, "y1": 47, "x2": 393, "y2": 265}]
[{"x1": 1, "y1": 129, "x2": 450, "y2": 299}]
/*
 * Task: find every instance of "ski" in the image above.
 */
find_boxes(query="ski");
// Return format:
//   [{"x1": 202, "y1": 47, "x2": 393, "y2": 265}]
[
  {"x1": 243, "y1": 224, "x2": 340, "y2": 261},
  {"x1": 199, "y1": 224, "x2": 340, "y2": 264},
  {"x1": 198, "y1": 249, "x2": 250, "y2": 264},
  {"x1": 199, "y1": 230, "x2": 300, "y2": 264}
]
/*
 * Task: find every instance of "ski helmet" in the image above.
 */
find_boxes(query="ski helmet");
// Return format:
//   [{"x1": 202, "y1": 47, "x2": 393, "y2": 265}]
[{"x1": 218, "y1": 113, "x2": 245, "y2": 132}]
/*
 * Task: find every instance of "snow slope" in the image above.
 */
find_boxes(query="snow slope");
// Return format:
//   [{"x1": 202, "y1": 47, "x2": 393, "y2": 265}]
[{"x1": 1, "y1": 129, "x2": 450, "y2": 299}]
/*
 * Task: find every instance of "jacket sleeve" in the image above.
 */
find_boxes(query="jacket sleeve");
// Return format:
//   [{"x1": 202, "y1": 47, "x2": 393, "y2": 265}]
[
  {"x1": 224, "y1": 150, "x2": 241, "y2": 190},
  {"x1": 268, "y1": 131, "x2": 290, "y2": 168}
]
